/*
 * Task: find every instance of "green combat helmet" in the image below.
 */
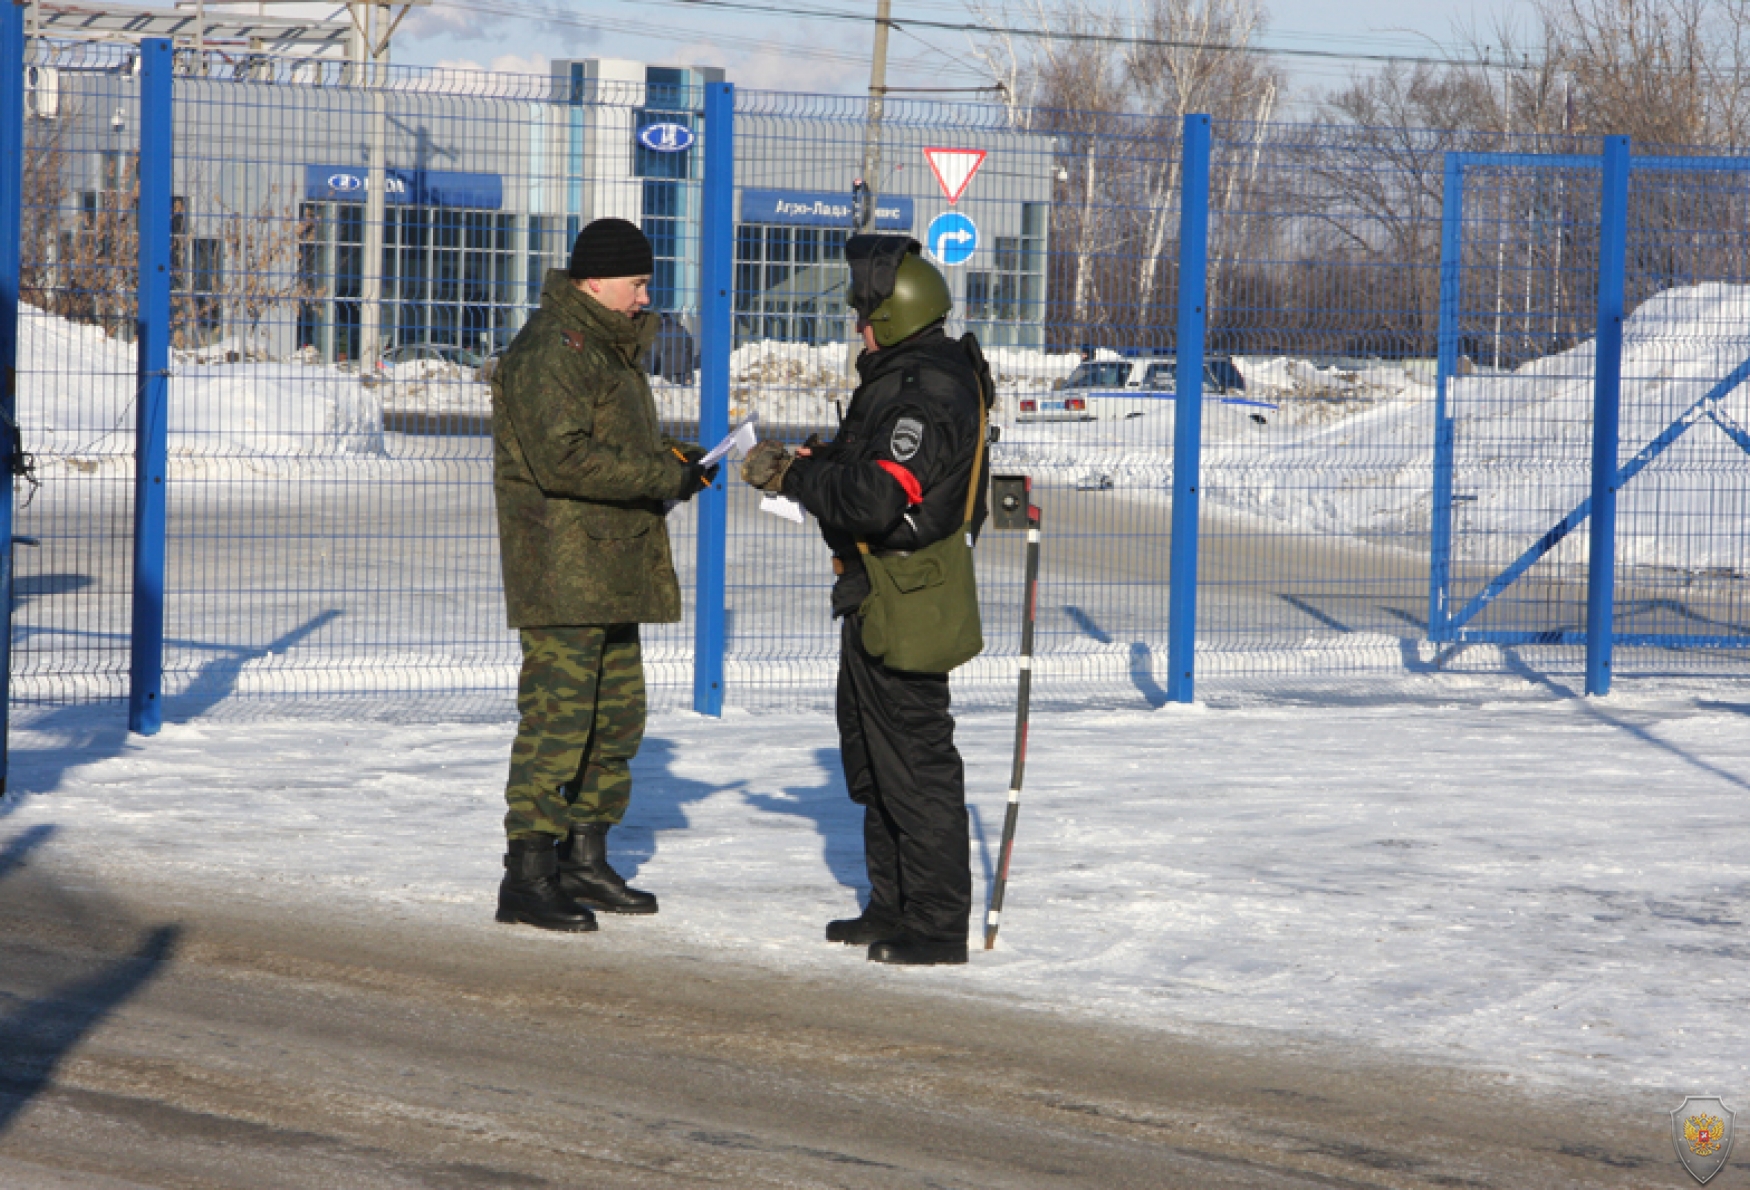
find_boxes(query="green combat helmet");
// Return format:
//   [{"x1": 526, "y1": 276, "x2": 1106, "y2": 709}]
[{"x1": 846, "y1": 235, "x2": 953, "y2": 348}]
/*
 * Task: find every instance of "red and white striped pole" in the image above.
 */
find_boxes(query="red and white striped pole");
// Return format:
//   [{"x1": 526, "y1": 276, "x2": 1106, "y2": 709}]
[{"x1": 985, "y1": 488, "x2": 1040, "y2": 950}]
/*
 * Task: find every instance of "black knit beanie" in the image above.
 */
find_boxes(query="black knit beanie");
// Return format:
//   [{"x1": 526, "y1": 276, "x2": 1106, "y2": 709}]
[{"x1": 569, "y1": 218, "x2": 654, "y2": 280}]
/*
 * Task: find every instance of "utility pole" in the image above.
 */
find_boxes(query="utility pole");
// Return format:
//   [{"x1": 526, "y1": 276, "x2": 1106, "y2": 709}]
[
  {"x1": 343, "y1": 0, "x2": 423, "y2": 371},
  {"x1": 856, "y1": 0, "x2": 891, "y2": 233},
  {"x1": 847, "y1": 0, "x2": 891, "y2": 375},
  {"x1": 360, "y1": 1, "x2": 386, "y2": 375},
  {"x1": 163, "y1": 0, "x2": 419, "y2": 364}
]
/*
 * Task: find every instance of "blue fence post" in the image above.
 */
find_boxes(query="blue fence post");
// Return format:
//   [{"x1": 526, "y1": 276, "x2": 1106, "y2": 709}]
[
  {"x1": 692, "y1": 80, "x2": 734, "y2": 716},
  {"x1": 1585, "y1": 135, "x2": 1630, "y2": 697},
  {"x1": 129, "y1": 38, "x2": 173, "y2": 735},
  {"x1": 1167, "y1": 114, "x2": 1211, "y2": 704},
  {"x1": 1428, "y1": 153, "x2": 1465, "y2": 642},
  {"x1": 0, "y1": 4, "x2": 23, "y2": 792}
]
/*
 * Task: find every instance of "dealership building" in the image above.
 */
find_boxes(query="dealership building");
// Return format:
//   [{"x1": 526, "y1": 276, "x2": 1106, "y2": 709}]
[{"x1": 28, "y1": 28, "x2": 1053, "y2": 361}]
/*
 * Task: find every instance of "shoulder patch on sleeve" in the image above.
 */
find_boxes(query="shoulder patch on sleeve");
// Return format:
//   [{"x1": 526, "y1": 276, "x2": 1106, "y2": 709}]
[
  {"x1": 561, "y1": 330, "x2": 587, "y2": 353},
  {"x1": 890, "y1": 416, "x2": 924, "y2": 462}
]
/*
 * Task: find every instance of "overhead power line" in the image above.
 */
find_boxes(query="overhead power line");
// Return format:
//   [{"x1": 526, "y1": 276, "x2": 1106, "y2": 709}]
[
  {"x1": 509, "y1": 0, "x2": 1532, "y2": 71},
  {"x1": 425, "y1": 0, "x2": 879, "y2": 69}
]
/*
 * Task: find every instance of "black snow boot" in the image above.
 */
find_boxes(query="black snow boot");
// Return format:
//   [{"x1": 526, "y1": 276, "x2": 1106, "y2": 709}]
[
  {"x1": 867, "y1": 930, "x2": 968, "y2": 966},
  {"x1": 497, "y1": 836, "x2": 598, "y2": 932},
  {"x1": 825, "y1": 908, "x2": 903, "y2": 946},
  {"x1": 557, "y1": 823, "x2": 658, "y2": 915}
]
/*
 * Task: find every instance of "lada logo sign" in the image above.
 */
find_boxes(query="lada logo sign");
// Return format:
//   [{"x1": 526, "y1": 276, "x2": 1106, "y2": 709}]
[
  {"x1": 638, "y1": 122, "x2": 695, "y2": 153},
  {"x1": 324, "y1": 172, "x2": 407, "y2": 196}
]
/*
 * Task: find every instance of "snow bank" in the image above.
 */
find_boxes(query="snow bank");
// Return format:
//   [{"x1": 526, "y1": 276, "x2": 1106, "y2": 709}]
[
  {"x1": 19, "y1": 304, "x2": 385, "y2": 464},
  {"x1": 1234, "y1": 356, "x2": 1430, "y2": 428},
  {"x1": 983, "y1": 344, "x2": 1084, "y2": 386},
  {"x1": 1444, "y1": 283, "x2": 1750, "y2": 569},
  {"x1": 713, "y1": 339, "x2": 1084, "y2": 429},
  {"x1": 1004, "y1": 285, "x2": 1750, "y2": 571},
  {"x1": 23, "y1": 283, "x2": 1750, "y2": 571},
  {"x1": 725, "y1": 340, "x2": 856, "y2": 426}
]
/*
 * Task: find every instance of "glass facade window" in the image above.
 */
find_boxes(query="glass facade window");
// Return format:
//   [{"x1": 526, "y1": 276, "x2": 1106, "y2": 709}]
[
  {"x1": 732, "y1": 223, "x2": 849, "y2": 345},
  {"x1": 635, "y1": 66, "x2": 696, "y2": 313},
  {"x1": 965, "y1": 200, "x2": 1046, "y2": 347},
  {"x1": 298, "y1": 201, "x2": 520, "y2": 363},
  {"x1": 385, "y1": 207, "x2": 515, "y2": 354},
  {"x1": 643, "y1": 179, "x2": 681, "y2": 309},
  {"x1": 527, "y1": 215, "x2": 568, "y2": 304}
]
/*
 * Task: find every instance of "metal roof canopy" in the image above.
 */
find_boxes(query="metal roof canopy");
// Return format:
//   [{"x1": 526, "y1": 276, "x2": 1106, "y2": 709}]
[{"x1": 34, "y1": 2, "x2": 366, "y2": 55}]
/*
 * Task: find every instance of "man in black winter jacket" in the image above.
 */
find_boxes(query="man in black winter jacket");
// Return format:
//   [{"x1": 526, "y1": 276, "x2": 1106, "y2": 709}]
[{"x1": 743, "y1": 236, "x2": 991, "y2": 966}]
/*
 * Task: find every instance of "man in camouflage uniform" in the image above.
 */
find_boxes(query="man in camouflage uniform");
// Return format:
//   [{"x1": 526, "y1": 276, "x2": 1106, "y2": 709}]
[{"x1": 491, "y1": 218, "x2": 716, "y2": 932}]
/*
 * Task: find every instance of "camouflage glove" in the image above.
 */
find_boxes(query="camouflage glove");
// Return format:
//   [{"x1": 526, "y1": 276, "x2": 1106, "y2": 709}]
[
  {"x1": 741, "y1": 439, "x2": 795, "y2": 493},
  {"x1": 674, "y1": 461, "x2": 720, "y2": 502}
]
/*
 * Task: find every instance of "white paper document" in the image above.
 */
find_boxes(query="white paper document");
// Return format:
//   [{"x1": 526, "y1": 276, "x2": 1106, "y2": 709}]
[
  {"x1": 698, "y1": 416, "x2": 759, "y2": 468},
  {"x1": 759, "y1": 493, "x2": 805, "y2": 523}
]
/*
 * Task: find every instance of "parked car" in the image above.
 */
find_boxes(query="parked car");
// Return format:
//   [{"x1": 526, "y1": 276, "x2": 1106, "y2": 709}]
[
  {"x1": 1018, "y1": 354, "x2": 1265, "y2": 422},
  {"x1": 1138, "y1": 356, "x2": 1247, "y2": 396},
  {"x1": 381, "y1": 340, "x2": 487, "y2": 372},
  {"x1": 1016, "y1": 359, "x2": 1129, "y2": 421}
]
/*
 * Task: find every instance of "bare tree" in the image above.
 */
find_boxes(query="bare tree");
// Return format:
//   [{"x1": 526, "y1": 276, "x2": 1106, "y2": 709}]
[
  {"x1": 19, "y1": 110, "x2": 75, "y2": 317},
  {"x1": 1541, "y1": 0, "x2": 1716, "y2": 145},
  {"x1": 973, "y1": 0, "x2": 1131, "y2": 335},
  {"x1": 1123, "y1": 0, "x2": 1281, "y2": 323},
  {"x1": 58, "y1": 172, "x2": 140, "y2": 339},
  {"x1": 970, "y1": 0, "x2": 1281, "y2": 347},
  {"x1": 20, "y1": 108, "x2": 141, "y2": 336},
  {"x1": 213, "y1": 187, "x2": 319, "y2": 358}
]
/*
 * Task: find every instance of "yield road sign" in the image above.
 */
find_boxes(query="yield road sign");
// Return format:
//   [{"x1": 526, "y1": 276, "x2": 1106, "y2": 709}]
[
  {"x1": 923, "y1": 147, "x2": 986, "y2": 205},
  {"x1": 926, "y1": 211, "x2": 978, "y2": 266}
]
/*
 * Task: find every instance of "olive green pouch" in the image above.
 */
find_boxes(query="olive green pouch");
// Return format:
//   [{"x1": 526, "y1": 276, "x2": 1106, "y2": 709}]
[{"x1": 857, "y1": 401, "x2": 987, "y2": 674}]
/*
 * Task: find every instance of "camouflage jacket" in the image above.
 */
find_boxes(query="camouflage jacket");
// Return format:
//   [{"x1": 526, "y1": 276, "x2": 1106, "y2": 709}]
[{"x1": 492, "y1": 270, "x2": 691, "y2": 627}]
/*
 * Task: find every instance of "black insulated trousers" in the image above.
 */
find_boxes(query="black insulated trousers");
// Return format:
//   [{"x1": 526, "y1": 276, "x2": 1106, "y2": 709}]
[{"x1": 835, "y1": 614, "x2": 972, "y2": 943}]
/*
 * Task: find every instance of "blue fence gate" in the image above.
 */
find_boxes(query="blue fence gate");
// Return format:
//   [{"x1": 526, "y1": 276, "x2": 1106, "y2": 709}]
[
  {"x1": 10, "y1": 26, "x2": 1750, "y2": 749},
  {"x1": 1431, "y1": 141, "x2": 1750, "y2": 692}
]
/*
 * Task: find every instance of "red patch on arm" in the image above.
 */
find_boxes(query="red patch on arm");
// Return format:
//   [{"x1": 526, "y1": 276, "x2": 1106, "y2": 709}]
[{"x1": 876, "y1": 460, "x2": 924, "y2": 505}]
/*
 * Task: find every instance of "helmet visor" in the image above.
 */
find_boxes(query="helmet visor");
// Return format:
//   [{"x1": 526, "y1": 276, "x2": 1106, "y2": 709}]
[{"x1": 844, "y1": 234, "x2": 921, "y2": 321}]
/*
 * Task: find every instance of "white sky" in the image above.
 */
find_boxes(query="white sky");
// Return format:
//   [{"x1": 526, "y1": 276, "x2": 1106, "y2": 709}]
[
  {"x1": 394, "y1": 0, "x2": 1492, "y2": 103},
  {"x1": 138, "y1": 0, "x2": 1517, "y2": 109}
]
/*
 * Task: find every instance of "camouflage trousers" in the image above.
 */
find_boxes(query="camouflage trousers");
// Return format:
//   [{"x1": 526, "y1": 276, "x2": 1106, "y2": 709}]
[{"x1": 503, "y1": 624, "x2": 646, "y2": 840}]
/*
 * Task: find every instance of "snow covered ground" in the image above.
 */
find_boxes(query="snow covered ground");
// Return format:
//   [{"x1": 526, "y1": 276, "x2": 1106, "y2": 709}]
[
  {"x1": 7, "y1": 678, "x2": 1750, "y2": 1099},
  {"x1": 12, "y1": 287, "x2": 1750, "y2": 1104}
]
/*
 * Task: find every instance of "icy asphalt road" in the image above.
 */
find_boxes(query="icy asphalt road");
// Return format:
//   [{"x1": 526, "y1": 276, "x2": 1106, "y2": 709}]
[
  {"x1": 8, "y1": 691, "x2": 1750, "y2": 1187},
  {"x1": 0, "y1": 861, "x2": 1718, "y2": 1190}
]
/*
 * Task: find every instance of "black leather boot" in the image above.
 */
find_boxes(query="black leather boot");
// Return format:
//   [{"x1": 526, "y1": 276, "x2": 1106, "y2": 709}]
[
  {"x1": 558, "y1": 823, "x2": 658, "y2": 915},
  {"x1": 497, "y1": 836, "x2": 597, "y2": 932},
  {"x1": 825, "y1": 908, "x2": 902, "y2": 945},
  {"x1": 867, "y1": 930, "x2": 968, "y2": 966}
]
